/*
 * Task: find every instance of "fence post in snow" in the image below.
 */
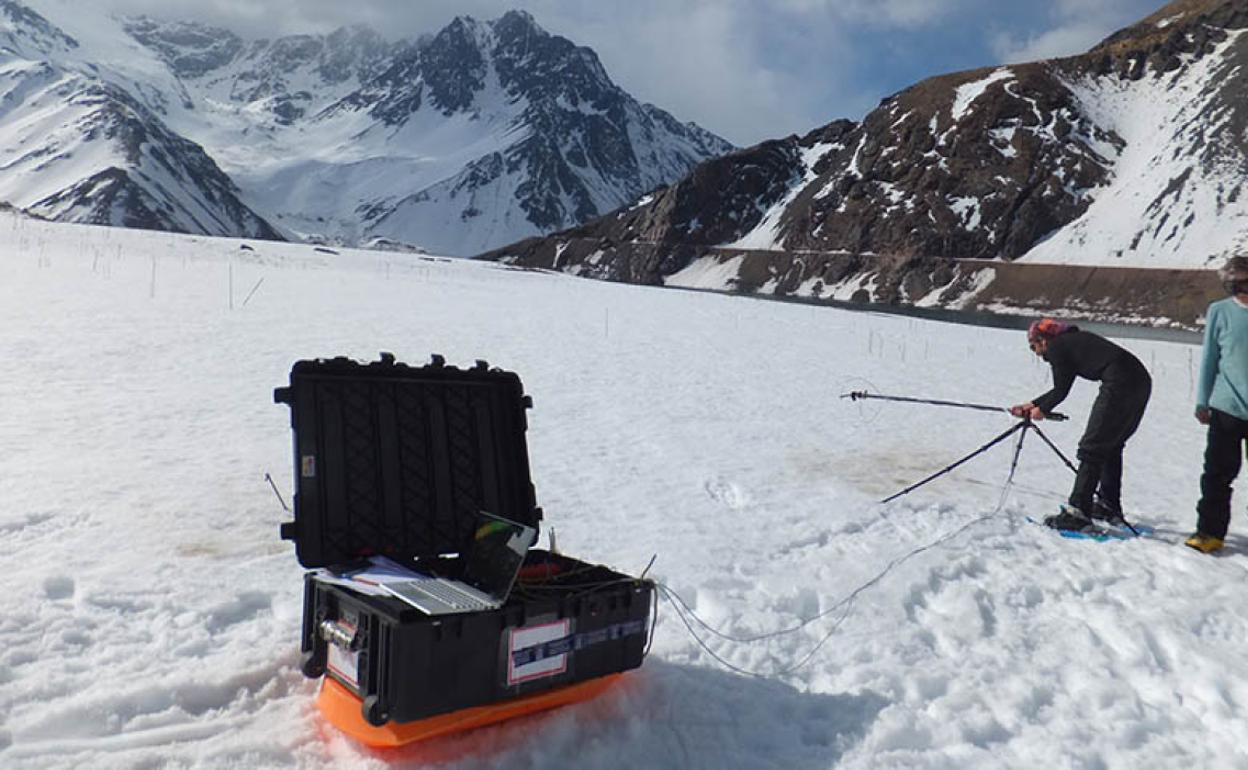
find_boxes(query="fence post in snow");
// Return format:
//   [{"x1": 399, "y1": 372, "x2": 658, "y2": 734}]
[
  {"x1": 242, "y1": 277, "x2": 265, "y2": 307},
  {"x1": 149, "y1": 255, "x2": 157, "y2": 298}
]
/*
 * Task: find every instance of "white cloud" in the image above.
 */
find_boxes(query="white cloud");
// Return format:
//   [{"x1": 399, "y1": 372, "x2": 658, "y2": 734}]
[
  {"x1": 991, "y1": 23, "x2": 1110, "y2": 64},
  {"x1": 774, "y1": 0, "x2": 970, "y2": 28},
  {"x1": 989, "y1": 0, "x2": 1152, "y2": 64},
  {"x1": 846, "y1": 0, "x2": 968, "y2": 27}
]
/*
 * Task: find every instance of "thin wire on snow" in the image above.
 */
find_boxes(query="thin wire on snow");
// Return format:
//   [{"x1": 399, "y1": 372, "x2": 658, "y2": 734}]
[{"x1": 654, "y1": 493, "x2": 1010, "y2": 679}]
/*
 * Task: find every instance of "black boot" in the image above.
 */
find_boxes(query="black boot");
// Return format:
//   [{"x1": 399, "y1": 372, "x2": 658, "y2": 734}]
[
  {"x1": 1044, "y1": 505, "x2": 1094, "y2": 532},
  {"x1": 1089, "y1": 500, "x2": 1124, "y2": 523}
]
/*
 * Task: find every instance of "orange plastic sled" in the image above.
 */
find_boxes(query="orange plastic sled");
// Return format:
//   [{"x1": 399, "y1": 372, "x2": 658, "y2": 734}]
[{"x1": 317, "y1": 674, "x2": 624, "y2": 748}]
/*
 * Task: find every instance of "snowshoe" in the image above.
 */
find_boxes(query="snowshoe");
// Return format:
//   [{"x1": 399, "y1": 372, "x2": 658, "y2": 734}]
[{"x1": 1043, "y1": 505, "x2": 1095, "y2": 533}]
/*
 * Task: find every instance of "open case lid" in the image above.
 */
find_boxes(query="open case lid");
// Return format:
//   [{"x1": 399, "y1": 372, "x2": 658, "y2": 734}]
[{"x1": 274, "y1": 353, "x2": 542, "y2": 568}]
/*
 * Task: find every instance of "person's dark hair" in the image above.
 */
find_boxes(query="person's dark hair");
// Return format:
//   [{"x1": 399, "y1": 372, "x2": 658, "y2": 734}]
[{"x1": 1219, "y1": 256, "x2": 1248, "y2": 294}]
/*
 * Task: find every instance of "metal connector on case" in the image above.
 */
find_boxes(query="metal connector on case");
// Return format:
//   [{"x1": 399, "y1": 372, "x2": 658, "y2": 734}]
[{"x1": 319, "y1": 620, "x2": 357, "y2": 650}]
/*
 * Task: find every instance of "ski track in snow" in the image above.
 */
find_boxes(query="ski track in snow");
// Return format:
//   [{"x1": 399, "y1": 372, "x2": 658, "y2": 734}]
[{"x1": 1, "y1": 213, "x2": 1246, "y2": 769}]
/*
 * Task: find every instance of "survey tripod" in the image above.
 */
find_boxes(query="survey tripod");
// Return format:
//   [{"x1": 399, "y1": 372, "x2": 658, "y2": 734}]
[{"x1": 841, "y1": 390, "x2": 1139, "y2": 535}]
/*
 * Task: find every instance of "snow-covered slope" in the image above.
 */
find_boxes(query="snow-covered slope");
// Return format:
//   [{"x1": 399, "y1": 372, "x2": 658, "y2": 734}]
[
  {"x1": 1021, "y1": 26, "x2": 1248, "y2": 264},
  {"x1": 2, "y1": 214, "x2": 1246, "y2": 769},
  {"x1": 1, "y1": 2, "x2": 732, "y2": 253}
]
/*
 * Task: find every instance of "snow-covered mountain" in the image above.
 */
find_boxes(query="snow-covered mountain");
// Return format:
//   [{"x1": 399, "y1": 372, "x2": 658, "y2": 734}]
[
  {"x1": 0, "y1": 1, "x2": 281, "y2": 239},
  {"x1": 491, "y1": 0, "x2": 1248, "y2": 326},
  {"x1": 0, "y1": 2, "x2": 732, "y2": 253}
]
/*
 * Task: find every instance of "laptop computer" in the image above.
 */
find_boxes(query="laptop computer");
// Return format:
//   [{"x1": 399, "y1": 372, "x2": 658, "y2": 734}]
[{"x1": 379, "y1": 511, "x2": 537, "y2": 616}]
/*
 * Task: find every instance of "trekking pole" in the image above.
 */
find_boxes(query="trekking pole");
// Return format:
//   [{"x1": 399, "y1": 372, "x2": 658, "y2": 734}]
[{"x1": 842, "y1": 390, "x2": 1068, "y2": 421}]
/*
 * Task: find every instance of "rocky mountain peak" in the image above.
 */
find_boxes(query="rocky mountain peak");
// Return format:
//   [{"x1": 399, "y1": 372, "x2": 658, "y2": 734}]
[
  {"x1": 332, "y1": 11, "x2": 732, "y2": 252},
  {"x1": 494, "y1": 9, "x2": 541, "y2": 39},
  {"x1": 123, "y1": 17, "x2": 243, "y2": 79},
  {"x1": 1080, "y1": 0, "x2": 1247, "y2": 79},
  {"x1": 318, "y1": 25, "x2": 389, "y2": 83},
  {"x1": 419, "y1": 17, "x2": 488, "y2": 115},
  {"x1": 433, "y1": 14, "x2": 494, "y2": 53},
  {"x1": 0, "y1": 0, "x2": 77, "y2": 56}
]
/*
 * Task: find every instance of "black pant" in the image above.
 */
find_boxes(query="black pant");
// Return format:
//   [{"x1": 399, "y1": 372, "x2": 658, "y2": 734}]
[
  {"x1": 1068, "y1": 378, "x2": 1151, "y2": 513},
  {"x1": 1196, "y1": 409, "x2": 1248, "y2": 539}
]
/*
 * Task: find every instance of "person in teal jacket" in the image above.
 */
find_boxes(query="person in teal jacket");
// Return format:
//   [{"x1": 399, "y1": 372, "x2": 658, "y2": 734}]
[{"x1": 1187, "y1": 256, "x2": 1248, "y2": 553}]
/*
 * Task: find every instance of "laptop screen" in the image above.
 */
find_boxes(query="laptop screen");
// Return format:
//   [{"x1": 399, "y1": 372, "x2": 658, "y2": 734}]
[{"x1": 460, "y1": 511, "x2": 535, "y2": 601}]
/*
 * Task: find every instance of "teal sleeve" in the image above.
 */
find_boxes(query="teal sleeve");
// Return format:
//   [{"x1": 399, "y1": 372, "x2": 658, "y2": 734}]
[{"x1": 1196, "y1": 304, "x2": 1221, "y2": 409}]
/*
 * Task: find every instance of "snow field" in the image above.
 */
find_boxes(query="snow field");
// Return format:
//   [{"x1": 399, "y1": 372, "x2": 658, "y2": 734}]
[{"x1": 0, "y1": 214, "x2": 1246, "y2": 768}]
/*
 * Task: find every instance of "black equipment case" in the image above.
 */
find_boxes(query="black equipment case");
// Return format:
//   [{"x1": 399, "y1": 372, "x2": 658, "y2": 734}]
[{"x1": 275, "y1": 354, "x2": 653, "y2": 726}]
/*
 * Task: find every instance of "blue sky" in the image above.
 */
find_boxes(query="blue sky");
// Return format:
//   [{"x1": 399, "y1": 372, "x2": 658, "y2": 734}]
[{"x1": 90, "y1": 0, "x2": 1168, "y2": 146}]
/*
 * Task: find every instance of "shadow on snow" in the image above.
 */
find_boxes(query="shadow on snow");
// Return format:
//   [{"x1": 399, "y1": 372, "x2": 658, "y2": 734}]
[{"x1": 375, "y1": 659, "x2": 889, "y2": 769}]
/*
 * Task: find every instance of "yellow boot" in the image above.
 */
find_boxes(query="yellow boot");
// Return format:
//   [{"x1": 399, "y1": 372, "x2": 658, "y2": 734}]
[{"x1": 1184, "y1": 532, "x2": 1225, "y2": 554}]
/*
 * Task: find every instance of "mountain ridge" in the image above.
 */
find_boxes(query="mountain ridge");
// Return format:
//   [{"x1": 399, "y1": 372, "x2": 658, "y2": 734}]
[
  {"x1": 486, "y1": 0, "x2": 1248, "y2": 326},
  {"x1": 0, "y1": 3, "x2": 733, "y2": 252}
]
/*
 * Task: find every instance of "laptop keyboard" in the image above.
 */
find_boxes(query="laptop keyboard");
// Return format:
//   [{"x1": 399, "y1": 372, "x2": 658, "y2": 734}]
[{"x1": 391, "y1": 579, "x2": 492, "y2": 611}]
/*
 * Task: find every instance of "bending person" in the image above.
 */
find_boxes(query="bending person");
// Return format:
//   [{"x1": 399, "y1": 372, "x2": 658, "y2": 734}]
[{"x1": 1010, "y1": 319, "x2": 1152, "y2": 532}]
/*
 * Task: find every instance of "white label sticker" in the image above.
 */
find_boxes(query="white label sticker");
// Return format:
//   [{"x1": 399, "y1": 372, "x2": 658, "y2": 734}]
[
  {"x1": 326, "y1": 619, "x2": 359, "y2": 690},
  {"x1": 301, "y1": 455, "x2": 316, "y2": 478},
  {"x1": 508, "y1": 619, "x2": 571, "y2": 686}
]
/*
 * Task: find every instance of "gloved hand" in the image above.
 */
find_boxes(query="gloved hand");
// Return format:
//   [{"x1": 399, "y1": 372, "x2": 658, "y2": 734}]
[{"x1": 1009, "y1": 402, "x2": 1045, "y2": 421}]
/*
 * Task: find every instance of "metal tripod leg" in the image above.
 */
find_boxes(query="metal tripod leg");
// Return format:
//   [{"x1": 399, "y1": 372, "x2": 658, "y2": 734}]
[
  {"x1": 1005, "y1": 419, "x2": 1031, "y2": 487},
  {"x1": 881, "y1": 420, "x2": 1030, "y2": 504},
  {"x1": 1027, "y1": 421, "x2": 1078, "y2": 473}
]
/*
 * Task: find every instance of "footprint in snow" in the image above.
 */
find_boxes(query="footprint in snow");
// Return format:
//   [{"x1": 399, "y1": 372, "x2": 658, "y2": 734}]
[
  {"x1": 704, "y1": 477, "x2": 749, "y2": 509},
  {"x1": 205, "y1": 591, "x2": 272, "y2": 633},
  {"x1": 43, "y1": 575, "x2": 74, "y2": 600}
]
